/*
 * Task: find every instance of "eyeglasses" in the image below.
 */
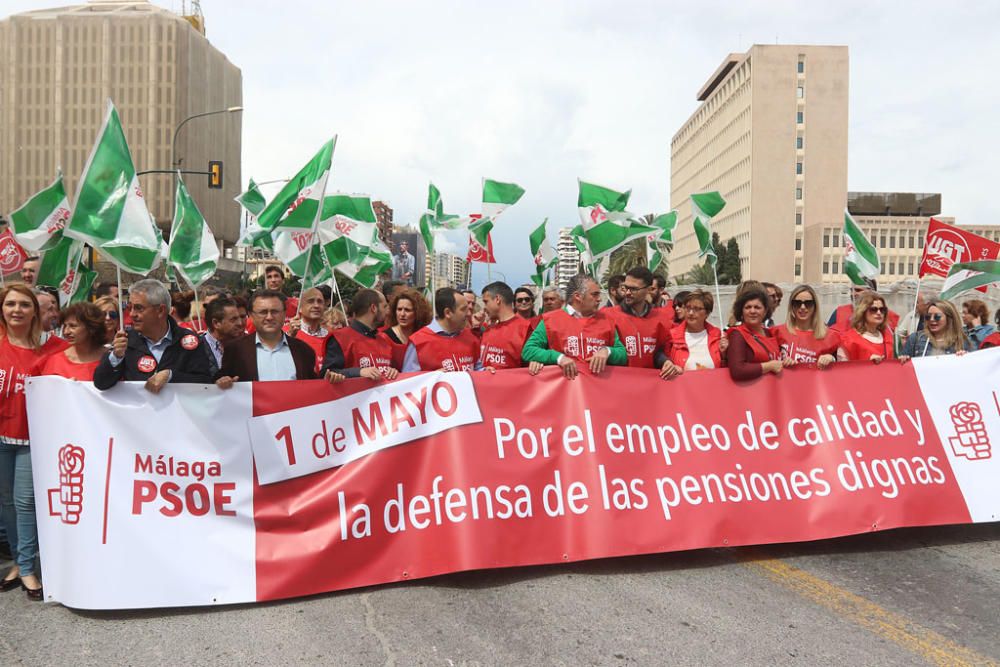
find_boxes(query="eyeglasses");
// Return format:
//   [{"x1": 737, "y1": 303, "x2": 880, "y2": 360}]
[
  {"x1": 685, "y1": 305, "x2": 706, "y2": 313},
  {"x1": 103, "y1": 311, "x2": 120, "y2": 320},
  {"x1": 868, "y1": 306, "x2": 888, "y2": 315},
  {"x1": 621, "y1": 285, "x2": 648, "y2": 293},
  {"x1": 253, "y1": 309, "x2": 283, "y2": 318},
  {"x1": 923, "y1": 313, "x2": 944, "y2": 322},
  {"x1": 515, "y1": 297, "x2": 533, "y2": 304},
  {"x1": 791, "y1": 299, "x2": 815, "y2": 309}
]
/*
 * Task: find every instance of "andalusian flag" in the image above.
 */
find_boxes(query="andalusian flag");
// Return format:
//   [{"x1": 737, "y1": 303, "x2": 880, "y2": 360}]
[
  {"x1": 941, "y1": 260, "x2": 1000, "y2": 300},
  {"x1": 272, "y1": 229, "x2": 327, "y2": 282},
  {"x1": 167, "y1": 177, "x2": 219, "y2": 288},
  {"x1": 8, "y1": 172, "x2": 72, "y2": 253},
  {"x1": 235, "y1": 178, "x2": 273, "y2": 250},
  {"x1": 336, "y1": 236, "x2": 392, "y2": 288},
  {"x1": 471, "y1": 178, "x2": 525, "y2": 246},
  {"x1": 35, "y1": 236, "x2": 90, "y2": 305},
  {"x1": 577, "y1": 180, "x2": 658, "y2": 258},
  {"x1": 234, "y1": 178, "x2": 266, "y2": 217},
  {"x1": 419, "y1": 182, "x2": 466, "y2": 253},
  {"x1": 318, "y1": 194, "x2": 379, "y2": 269},
  {"x1": 255, "y1": 138, "x2": 336, "y2": 231},
  {"x1": 65, "y1": 100, "x2": 162, "y2": 275},
  {"x1": 529, "y1": 219, "x2": 556, "y2": 271},
  {"x1": 843, "y1": 209, "x2": 880, "y2": 285},
  {"x1": 690, "y1": 192, "x2": 726, "y2": 267},
  {"x1": 645, "y1": 211, "x2": 677, "y2": 273}
]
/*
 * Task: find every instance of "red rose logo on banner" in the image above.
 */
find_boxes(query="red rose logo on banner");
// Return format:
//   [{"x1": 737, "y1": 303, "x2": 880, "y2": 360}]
[{"x1": 48, "y1": 444, "x2": 85, "y2": 525}]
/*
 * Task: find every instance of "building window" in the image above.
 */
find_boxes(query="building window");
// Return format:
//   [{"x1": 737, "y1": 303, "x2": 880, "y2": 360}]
[
  {"x1": 832, "y1": 260, "x2": 839, "y2": 274},
  {"x1": 823, "y1": 231, "x2": 830, "y2": 247},
  {"x1": 908, "y1": 262, "x2": 915, "y2": 275},
  {"x1": 795, "y1": 262, "x2": 802, "y2": 276},
  {"x1": 880, "y1": 232, "x2": 887, "y2": 247},
  {"x1": 797, "y1": 111, "x2": 804, "y2": 124},
  {"x1": 797, "y1": 86, "x2": 805, "y2": 99},
  {"x1": 797, "y1": 61, "x2": 805, "y2": 74},
  {"x1": 909, "y1": 233, "x2": 915, "y2": 248},
  {"x1": 823, "y1": 261, "x2": 830, "y2": 274},
  {"x1": 796, "y1": 188, "x2": 802, "y2": 200},
  {"x1": 833, "y1": 233, "x2": 839, "y2": 248},
  {"x1": 918, "y1": 234, "x2": 924, "y2": 248},
  {"x1": 796, "y1": 162, "x2": 803, "y2": 175},
  {"x1": 889, "y1": 235, "x2": 896, "y2": 248},
  {"x1": 796, "y1": 213, "x2": 803, "y2": 225},
  {"x1": 796, "y1": 136, "x2": 804, "y2": 149},
  {"x1": 795, "y1": 238, "x2": 802, "y2": 250},
  {"x1": 889, "y1": 261, "x2": 896, "y2": 274}
]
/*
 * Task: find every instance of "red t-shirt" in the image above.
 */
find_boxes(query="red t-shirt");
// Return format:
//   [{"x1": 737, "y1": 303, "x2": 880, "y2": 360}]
[
  {"x1": 331, "y1": 326, "x2": 397, "y2": 371},
  {"x1": 772, "y1": 325, "x2": 841, "y2": 366},
  {"x1": 293, "y1": 328, "x2": 330, "y2": 373},
  {"x1": 0, "y1": 336, "x2": 68, "y2": 441},
  {"x1": 542, "y1": 309, "x2": 617, "y2": 360},
  {"x1": 37, "y1": 349, "x2": 100, "y2": 381},
  {"x1": 838, "y1": 328, "x2": 895, "y2": 362},
  {"x1": 479, "y1": 316, "x2": 533, "y2": 369}
]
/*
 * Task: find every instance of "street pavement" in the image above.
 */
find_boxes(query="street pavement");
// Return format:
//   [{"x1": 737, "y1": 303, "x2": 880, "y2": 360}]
[{"x1": 2, "y1": 523, "x2": 999, "y2": 666}]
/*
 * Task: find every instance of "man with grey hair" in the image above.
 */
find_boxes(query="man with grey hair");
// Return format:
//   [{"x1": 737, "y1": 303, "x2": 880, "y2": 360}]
[
  {"x1": 94, "y1": 279, "x2": 214, "y2": 392},
  {"x1": 523, "y1": 273, "x2": 626, "y2": 379},
  {"x1": 541, "y1": 286, "x2": 564, "y2": 313}
]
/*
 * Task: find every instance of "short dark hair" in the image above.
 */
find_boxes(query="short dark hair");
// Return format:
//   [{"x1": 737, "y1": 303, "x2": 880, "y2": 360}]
[
  {"x1": 171, "y1": 290, "x2": 194, "y2": 319},
  {"x1": 317, "y1": 284, "x2": 332, "y2": 303},
  {"x1": 435, "y1": 287, "x2": 462, "y2": 319},
  {"x1": 61, "y1": 301, "x2": 109, "y2": 346},
  {"x1": 250, "y1": 289, "x2": 287, "y2": 311},
  {"x1": 264, "y1": 264, "x2": 283, "y2": 276},
  {"x1": 350, "y1": 289, "x2": 383, "y2": 317},
  {"x1": 652, "y1": 274, "x2": 668, "y2": 289},
  {"x1": 233, "y1": 294, "x2": 249, "y2": 311},
  {"x1": 482, "y1": 281, "x2": 514, "y2": 306},
  {"x1": 732, "y1": 286, "x2": 772, "y2": 322},
  {"x1": 461, "y1": 289, "x2": 476, "y2": 298},
  {"x1": 381, "y1": 280, "x2": 404, "y2": 299},
  {"x1": 205, "y1": 297, "x2": 237, "y2": 330},
  {"x1": 625, "y1": 266, "x2": 653, "y2": 287},
  {"x1": 514, "y1": 286, "x2": 534, "y2": 301},
  {"x1": 673, "y1": 290, "x2": 691, "y2": 308},
  {"x1": 608, "y1": 274, "x2": 625, "y2": 290},
  {"x1": 94, "y1": 282, "x2": 117, "y2": 298}
]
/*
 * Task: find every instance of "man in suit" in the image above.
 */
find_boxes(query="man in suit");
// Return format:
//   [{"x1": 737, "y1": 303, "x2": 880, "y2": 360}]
[
  {"x1": 199, "y1": 297, "x2": 243, "y2": 378},
  {"x1": 94, "y1": 279, "x2": 214, "y2": 392},
  {"x1": 391, "y1": 241, "x2": 416, "y2": 286},
  {"x1": 216, "y1": 290, "x2": 344, "y2": 386}
]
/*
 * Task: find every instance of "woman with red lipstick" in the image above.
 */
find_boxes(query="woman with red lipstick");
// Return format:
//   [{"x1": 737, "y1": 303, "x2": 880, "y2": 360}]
[
  {"x1": 726, "y1": 286, "x2": 790, "y2": 381},
  {"x1": 898, "y1": 299, "x2": 973, "y2": 361},
  {"x1": 836, "y1": 292, "x2": 895, "y2": 364}
]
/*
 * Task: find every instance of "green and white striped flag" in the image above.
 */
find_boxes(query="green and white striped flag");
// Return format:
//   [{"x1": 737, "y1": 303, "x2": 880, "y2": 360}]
[
  {"x1": 645, "y1": 211, "x2": 676, "y2": 273},
  {"x1": 64, "y1": 100, "x2": 163, "y2": 275},
  {"x1": 255, "y1": 138, "x2": 336, "y2": 231},
  {"x1": 167, "y1": 177, "x2": 219, "y2": 288},
  {"x1": 8, "y1": 172, "x2": 72, "y2": 253},
  {"x1": 419, "y1": 182, "x2": 468, "y2": 254},
  {"x1": 529, "y1": 219, "x2": 556, "y2": 271},
  {"x1": 691, "y1": 192, "x2": 726, "y2": 267},
  {"x1": 318, "y1": 194, "x2": 379, "y2": 269},
  {"x1": 35, "y1": 236, "x2": 88, "y2": 305},
  {"x1": 842, "y1": 209, "x2": 880, "y2": 285},
  {"x1": 336, "y1": 237, "x2": 393, "y2": 289},
  {"x1": 235, "y1": 178, "x2": 273, "y2": 250},
  {"x1": 272, "y1": 228, "x2": 327, "y2": 282},
  {"x1": 577, "y1": 180, "x2": 658, "y2": 258},
  {"x1": 235, "y1": 178, "x2": 266, "y2": 217},
  {"x1": 471, "y1": 178, "x2": 525, "y2": 246},
  {"x1": 940, "y1": 260, "x2": 1000, "y2": 300}
]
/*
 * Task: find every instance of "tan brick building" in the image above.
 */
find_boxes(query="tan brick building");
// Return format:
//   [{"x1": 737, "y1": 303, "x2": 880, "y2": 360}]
[
  {"x1": 670, "y1": 45, "x2": 849, "y2": 284},
  {"x1": 0, "y1": 0, "x2": 242, "y2": 263}
]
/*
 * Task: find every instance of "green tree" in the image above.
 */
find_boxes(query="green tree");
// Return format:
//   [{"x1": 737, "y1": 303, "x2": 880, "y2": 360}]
[
  {"x1": 607, "y1": 237, "x2": 646, "y2": 277},
  {"x1": 685, "y1": 261, "x2": 717, "y2": 285},
  {"x1": 721, "y1": 237, "x2": 742, "y2": 285}
]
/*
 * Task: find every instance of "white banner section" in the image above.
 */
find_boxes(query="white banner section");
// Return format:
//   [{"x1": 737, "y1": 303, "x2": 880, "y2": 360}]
[
  {"x1": 248, "y1": 370, "x2": 483, "y2": 485},
  {"x1": 26, "y1": 378, "x2": 256, "y2": 610},
  {"x1": 912, "y1": 349, "x2": 1000, "y2": 522}
]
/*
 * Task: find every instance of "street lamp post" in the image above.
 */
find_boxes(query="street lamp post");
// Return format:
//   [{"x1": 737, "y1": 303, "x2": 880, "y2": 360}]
[{"x1": 171, "y1": 105, "x2": 243, "y2": 172}]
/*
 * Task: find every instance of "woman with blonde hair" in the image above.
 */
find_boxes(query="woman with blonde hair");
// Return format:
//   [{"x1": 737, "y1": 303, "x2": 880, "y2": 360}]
[
  {"x1": 323, "y1": 307, "x2": 347, "y2": 331},
  {"x1": 836, "y1": 291, "x2": 894, "y2": 364},
  {"x1": 0, "y1": 285, "x2": 67, "y2": 601},
  {"x1": 899, "y1": 299, "x2": 973, "y2": 361},
  {"x1": 94, "y1": 295, "x2": 120, "y2": 342},
  {"x1": 772, "y1": 285, "x2": 839, "y2": 369}
]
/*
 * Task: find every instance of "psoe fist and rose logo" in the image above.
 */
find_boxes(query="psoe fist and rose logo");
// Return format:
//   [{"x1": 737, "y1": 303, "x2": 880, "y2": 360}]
[
  {"x1": 48, "y1": 444, "x2": 85, "y2": 525},
  {"x1": 947, "y1": 402, "x2": 992, "y2": 461}
]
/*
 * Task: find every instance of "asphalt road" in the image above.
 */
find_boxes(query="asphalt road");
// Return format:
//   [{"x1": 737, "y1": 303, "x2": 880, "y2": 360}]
[{"x1": 2, "y1": 523, "x2": 999, "y2": 666}]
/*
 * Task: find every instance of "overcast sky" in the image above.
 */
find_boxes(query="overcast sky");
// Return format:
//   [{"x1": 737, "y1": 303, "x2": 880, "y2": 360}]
[{"x1": 8, "y1": 0, "x2": 1000, "y2": 288}]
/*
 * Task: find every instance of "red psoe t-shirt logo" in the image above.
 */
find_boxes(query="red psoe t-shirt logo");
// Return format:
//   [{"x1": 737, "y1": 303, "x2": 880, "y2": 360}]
[
  {"x1": 48, "y1": 444, "x2": 85, "y2": 524},
  {"x1": 948, "y1": 402, "x2": 991, "y2": 460}
]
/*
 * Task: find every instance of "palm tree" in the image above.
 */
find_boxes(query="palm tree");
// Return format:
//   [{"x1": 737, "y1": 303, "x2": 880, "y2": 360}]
[
  {"x1": 685, "y1": 260, "x2": 716, "y2": 286},
  {"x1": 607, "y1": 237, "x2": 646, "y2": 278}
]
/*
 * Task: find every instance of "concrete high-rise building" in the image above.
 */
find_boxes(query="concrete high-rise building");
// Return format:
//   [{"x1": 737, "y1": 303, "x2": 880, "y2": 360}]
[
  {"x1": 670, "y1": 45, "x2": 848, "y2": 284},
  {"x1": 433, "y1": 252, "x2": 467, "y2": 290},
  {"x1": 556, "y1": 226, "x2": 580, "y2": 290},
  {"x1": 0, "y1": 0, "x2": 242, "y2": 264}
]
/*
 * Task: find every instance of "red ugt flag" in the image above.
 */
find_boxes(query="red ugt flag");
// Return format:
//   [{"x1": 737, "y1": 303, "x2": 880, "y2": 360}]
[
  {"x1": 920, "y1": 217, "x2": 1000, "y2": 282},
  {"x1": 0, "y1": 228, "x2": 28, "y2": 276},
  {"x1": 467, "y1": 232, "x2": 496, "y2": 264}
]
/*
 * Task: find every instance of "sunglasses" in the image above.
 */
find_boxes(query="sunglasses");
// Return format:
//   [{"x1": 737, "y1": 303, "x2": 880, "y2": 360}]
[
  {"x1": 923, "y1": 313, "x2": 944, "y2": 322},
  {"x1": 515, "y1": 297, "x2": 533, "y2": 303},
  {"x1": 104, "y1": 311, "x2": 120, "y2": 320},
  {"x1": 868, "y1": 306, "x2": 888, "y2": 315},
  {"x1": 791, "y1": 299, "x2": 815, "y2": 309}
]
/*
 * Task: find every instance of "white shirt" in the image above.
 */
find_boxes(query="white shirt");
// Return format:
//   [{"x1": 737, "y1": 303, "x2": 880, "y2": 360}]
[{"x1": 684, "y1": 329, "x2": 715, "y2": 370}]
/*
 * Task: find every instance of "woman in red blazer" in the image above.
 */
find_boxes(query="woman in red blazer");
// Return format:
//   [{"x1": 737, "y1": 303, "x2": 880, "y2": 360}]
[{"x1": 665, "y1": 290, "x2": 727, "y2": 375}]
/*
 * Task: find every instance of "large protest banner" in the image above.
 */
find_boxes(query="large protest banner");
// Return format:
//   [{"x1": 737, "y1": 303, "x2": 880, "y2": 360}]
[{"x1": 26, "y1": 350, "x2": 1000, "y2": 609}]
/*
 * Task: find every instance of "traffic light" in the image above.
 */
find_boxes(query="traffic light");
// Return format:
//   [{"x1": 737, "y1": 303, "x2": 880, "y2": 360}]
[{"x1": 208, "y1": 161, "x2": 223, "y2": 189}]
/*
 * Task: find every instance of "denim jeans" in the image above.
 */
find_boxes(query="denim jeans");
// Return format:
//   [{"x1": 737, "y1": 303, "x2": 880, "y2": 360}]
[{"x1": 0, "y1": 442, "x2": 38, "y2": 578}]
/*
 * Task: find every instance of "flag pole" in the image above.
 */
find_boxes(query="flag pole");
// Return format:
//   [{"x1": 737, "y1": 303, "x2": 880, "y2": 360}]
[
  {"x1": 193, "y1": 287, "x2": 203, "y2": 331},
  {"x1": 711, "y1": 263, "x2": 725, "y2": 330},
  {"x1": 115, "y1": 265, "x2": 124, "y2": 330},
  {"x1": 331, "y1": 273, "x2": 347, "y2": 318}
]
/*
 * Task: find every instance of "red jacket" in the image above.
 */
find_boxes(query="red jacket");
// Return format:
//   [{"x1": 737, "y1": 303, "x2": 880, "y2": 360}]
[{"x1": 668, "y1": 322, "x2": 725, "y2": 369}]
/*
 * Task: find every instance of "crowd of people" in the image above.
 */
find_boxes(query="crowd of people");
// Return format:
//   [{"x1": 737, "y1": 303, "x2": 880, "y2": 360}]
[{"x1": 0, "y1": 257, "x2": 997, "y2": 603}]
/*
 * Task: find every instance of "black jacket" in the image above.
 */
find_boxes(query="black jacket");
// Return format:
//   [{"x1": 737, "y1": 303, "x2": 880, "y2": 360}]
[
  {"x1": 219, "y1": 334, "x2": 317, "y2": 382},
  {"x1": 93, "y1": 317, "x2": 215, "y2": 390}
]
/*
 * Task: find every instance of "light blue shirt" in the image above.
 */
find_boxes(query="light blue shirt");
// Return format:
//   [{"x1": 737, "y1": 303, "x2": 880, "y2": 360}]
[
  {"x1": 401, "y1": 319, "x2": 485, "y2": 373},
  {"x1": 255, "y1": 334, "x2": 297, "y2": 381},
  {"x1": 109, "y1": 327, "x2": 174, "y2": 366}
]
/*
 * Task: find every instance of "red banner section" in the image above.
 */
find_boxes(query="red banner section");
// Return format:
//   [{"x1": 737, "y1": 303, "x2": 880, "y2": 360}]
[
  {"x1": 251, "y1": 363, "x2": 971, "y2": 602},
  {"x1": 920, "y1": 217, "x2": 1000, "y2": 280}
]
